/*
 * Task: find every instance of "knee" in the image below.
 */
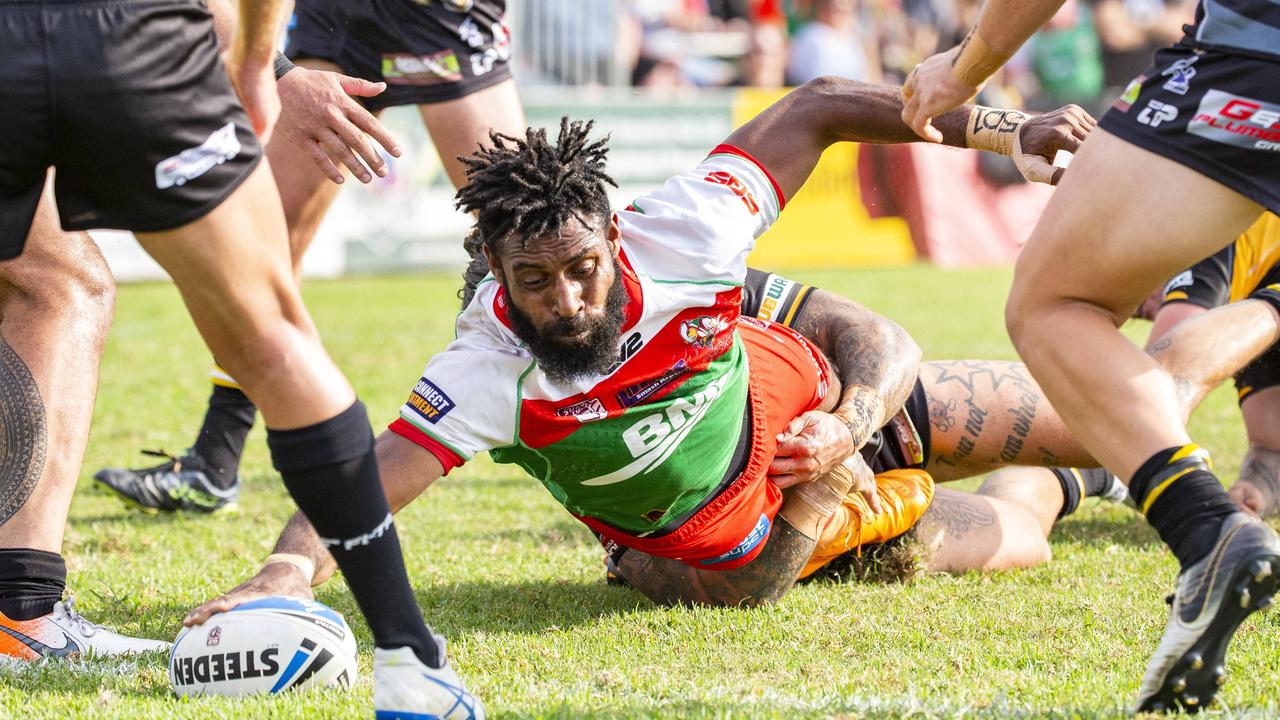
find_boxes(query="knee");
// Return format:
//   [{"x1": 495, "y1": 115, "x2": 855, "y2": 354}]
[
  {"x1": 0, "y1": 233, "x2": 115, "y2": 339},
  {"x1": 1004, "y1": 284, "x2": 1037, "y2": 354}
]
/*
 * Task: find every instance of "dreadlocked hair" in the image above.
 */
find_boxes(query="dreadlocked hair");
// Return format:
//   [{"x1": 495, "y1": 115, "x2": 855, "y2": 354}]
[{"x1": 456, "y1": 117, "x2": 616, "y2": 308}]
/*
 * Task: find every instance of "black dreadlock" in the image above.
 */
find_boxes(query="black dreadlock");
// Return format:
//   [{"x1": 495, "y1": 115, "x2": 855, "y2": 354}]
[{"x1": 456, "y1": 117, "x2": 617, "y2": 308}]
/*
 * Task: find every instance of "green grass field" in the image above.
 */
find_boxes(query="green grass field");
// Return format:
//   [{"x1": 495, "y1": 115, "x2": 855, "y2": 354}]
[{"x1": 4, "y1": 266, "x2": 1278, "y2": 719}]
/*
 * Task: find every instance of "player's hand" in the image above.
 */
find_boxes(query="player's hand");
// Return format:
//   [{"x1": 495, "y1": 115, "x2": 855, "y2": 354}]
[
  {"x1": 183, "y1": 563, "x2": 314, "y2": 627},
  {"x1": 901, "y1": 47, "x2": 981, "y2": 143},
  {"x1": 277, "y1": 67, "x2": 403, "y2": 185},
  {"x1": 1014, "y1": 104, "x2": 1096, "y2": 185},
  {"x1": 226, "y1": 54, "x2": 281, "y2": 143},
  {"x1": 844, "y1": 452, "x2": 883, "y2": 516},
  {"x1": 769, "y1": 410, "x2": 858, "y2": 488},
  {"x1": 1229, "y1": 479, "x2": 1276, "y2": 519}
]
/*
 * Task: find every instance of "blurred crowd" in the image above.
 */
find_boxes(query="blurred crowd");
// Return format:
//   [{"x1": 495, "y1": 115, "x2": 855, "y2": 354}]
[{"x1": 517, "y1": 0, "x2": 1198, "y2": 114}]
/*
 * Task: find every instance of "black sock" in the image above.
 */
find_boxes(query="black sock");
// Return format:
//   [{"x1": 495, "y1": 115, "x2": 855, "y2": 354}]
[
  {"x1": 192, "y1": 384, "x2": 256, "y2": 490},
  {"x1": 0, "y1": 549, "x2": 66, "y2": 621},
  {"x1": 266, "y1": 400, "x2": 442, "y2": 669},
  {"x1": 1050, "y1": 467, "x2": 1084, "y2": 519},
  {"x1": 1129, "y1": 444, "x2": 1238, "y2": 569},
  {"x1": 1078, "y1": 467, "x2": 1116, "y2": 497}
]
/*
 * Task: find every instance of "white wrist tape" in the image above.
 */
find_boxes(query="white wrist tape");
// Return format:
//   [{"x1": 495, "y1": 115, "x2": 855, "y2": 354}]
[{"x1": 261, "y1": 553, "x2": 316, "y2": 584}]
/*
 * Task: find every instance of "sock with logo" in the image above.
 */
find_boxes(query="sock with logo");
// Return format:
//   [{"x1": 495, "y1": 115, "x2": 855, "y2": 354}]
[
  {"x1": 266, "y1": 400, "x2": 442, "y2": 669},
  {"x1": 192, "y1": 382, "x2": 257, "y2": 490},
  {"x1": 0, "y1": 549, "x2": 66, "y2": 621},
  {"x1": 1129, "y1": 444, "x2": 1238, "y2": 569}
]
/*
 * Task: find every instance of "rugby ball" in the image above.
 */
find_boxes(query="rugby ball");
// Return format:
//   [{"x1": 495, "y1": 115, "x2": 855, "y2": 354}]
[{"x1": 169, "y1": 596, "x2": 357, "y2": 697}]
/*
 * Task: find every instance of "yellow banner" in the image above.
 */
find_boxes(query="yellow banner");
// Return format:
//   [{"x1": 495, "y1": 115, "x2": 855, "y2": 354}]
[{"x1": 734, "y1": 89, "x2": 916, "y2": 268}]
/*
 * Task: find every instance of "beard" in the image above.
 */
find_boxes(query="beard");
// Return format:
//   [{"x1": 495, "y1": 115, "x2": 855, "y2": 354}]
[{"x1": 506, "y1": 261, "x2": 629, "y2": 386}]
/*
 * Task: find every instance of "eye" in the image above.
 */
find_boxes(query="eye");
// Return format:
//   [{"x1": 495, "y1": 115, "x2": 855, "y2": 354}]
[
  {"x1": 520, "y1": 274, "x2": 548, "y2": 290},
  {"x1": 572, "y1": 261, "x2": 597, "y2": 277}
]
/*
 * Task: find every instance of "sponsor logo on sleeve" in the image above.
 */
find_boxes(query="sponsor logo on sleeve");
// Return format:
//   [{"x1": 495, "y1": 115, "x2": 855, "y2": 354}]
[
  {"x1": 155, "y1": 122, "x2": 240, "y2": 190},
  {"x1": 406, "y1": 379, "x2": 455, "y2": 423},
  {"x1": 755, "y1": 274, "x2": 796, "y2": 322},
  {"x1": 555, "y1": 397, "x2": 608, "y2": 423},
  {"x1": 381, "y1": 51, "x2": 462, "y2": 85},
  {"x1": 704, "y1": 170, "x2": 760, "y2": 215},
  {"x1": 1137, "y1": 100, "x2": 1179, "y2": 127},
  {"x1": 1188, "y1": 90, "x2": 1280, "y2": 153}
]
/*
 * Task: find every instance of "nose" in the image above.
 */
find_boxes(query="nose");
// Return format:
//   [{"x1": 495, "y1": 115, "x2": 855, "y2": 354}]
[{"x1": 552, "y1": 278, "x2": 584, "y2": 319}]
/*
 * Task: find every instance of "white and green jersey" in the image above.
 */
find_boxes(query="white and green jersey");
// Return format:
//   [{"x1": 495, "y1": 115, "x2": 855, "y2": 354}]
[{"x1": 390, "y1": 144, "x2": 786, "y2": 533}]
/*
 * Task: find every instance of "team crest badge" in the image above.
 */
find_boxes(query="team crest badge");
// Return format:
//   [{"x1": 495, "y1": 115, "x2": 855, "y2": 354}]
[{"x1": 680, "y1": 316, "x2": 728, "y2": 348}]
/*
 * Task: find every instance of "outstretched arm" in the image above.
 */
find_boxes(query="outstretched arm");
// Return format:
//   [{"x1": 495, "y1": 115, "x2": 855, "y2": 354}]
[
  {"x1": 901, "y1": 0, "x2": 1068, "y2": 139},
  {"x1": 722, "y1": 77, "x2": 1091, "y2": 199},
  {"x1": 184, "y1": 432, "x2": 442, "y2": 625}
]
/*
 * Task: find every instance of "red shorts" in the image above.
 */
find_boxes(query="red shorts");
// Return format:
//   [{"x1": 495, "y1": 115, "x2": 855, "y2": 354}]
[{"x1": 588, "y1": 317, "x2": 831, "y2": 570}]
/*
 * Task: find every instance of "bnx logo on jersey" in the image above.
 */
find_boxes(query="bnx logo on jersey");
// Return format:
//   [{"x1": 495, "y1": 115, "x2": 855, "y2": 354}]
[{"x1": 1138, "y1": 100, "x2": 1179, "y2": 128}]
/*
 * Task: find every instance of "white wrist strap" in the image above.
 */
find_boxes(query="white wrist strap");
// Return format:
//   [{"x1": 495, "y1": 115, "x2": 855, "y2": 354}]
[{"x1": 261, "y1": 553, "x2": 316, "y2": 584}]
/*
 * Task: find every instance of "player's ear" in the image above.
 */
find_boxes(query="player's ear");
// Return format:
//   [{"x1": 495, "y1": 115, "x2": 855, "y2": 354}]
[
  {"x1": 484, "y1": 244, "x2": 505, "y2": 285},
  {"x1": 606, "y1": 214, "x2": 621, "y2": 257}
]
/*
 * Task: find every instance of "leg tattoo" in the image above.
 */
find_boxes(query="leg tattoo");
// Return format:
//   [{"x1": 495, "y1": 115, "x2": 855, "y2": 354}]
[{"x1": 0, "y1": 339, "x2": 46, "y2": 525}]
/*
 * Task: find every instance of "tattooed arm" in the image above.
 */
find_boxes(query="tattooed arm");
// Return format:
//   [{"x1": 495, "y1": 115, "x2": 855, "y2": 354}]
[
  {"x1": 616, "y1": 517, "x2": 816, "y2": 607},
  {"x1": 790, "y1": 289, "x2": 921, "y2": 454}
]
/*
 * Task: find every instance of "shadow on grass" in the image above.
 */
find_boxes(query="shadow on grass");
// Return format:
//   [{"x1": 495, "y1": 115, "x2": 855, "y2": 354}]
[
  {"x1": 411, "y1": 578, "x2": 647, "y2": 637},
  {"x1": 1052, "y1": 513, "x2": 1161, "y2": 550}
]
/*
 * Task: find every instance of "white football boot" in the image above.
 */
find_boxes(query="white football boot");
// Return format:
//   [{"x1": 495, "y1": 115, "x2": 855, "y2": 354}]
[
  {"x1": 374, "y1": 646, "x2": 485, "y2": 720},
  {"x1": 0, "y1": 596, "x2": 169, "y2": 661}
]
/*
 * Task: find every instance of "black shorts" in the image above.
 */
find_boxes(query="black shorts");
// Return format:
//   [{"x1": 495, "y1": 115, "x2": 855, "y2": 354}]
[
  {"x1": 1099, "y1": 45, "x2": 1280, "y2": 214},
  {"x1": 286, "y1": 0, "x2": 512, "y2": 110},
  {"x1": 0, "y1": 0, "x2": 261, "y2": 257}
]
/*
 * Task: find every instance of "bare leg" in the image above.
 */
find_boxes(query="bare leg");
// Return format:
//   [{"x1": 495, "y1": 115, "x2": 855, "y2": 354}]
[
  {"x1": 1146, "y1": 300, "x2": 1280, "y2": 418},
  {"x1": 0, "y1": 182, "x2": 114, "y2": 552},
  {"x1": 417, "y1": 78, "x2": 526, "y2": 190},
  {"x1": 135, "y1": 164, "x2": 352, "y2": 426},
  {"x1": 919, "y1": 360, "x2": 1096, "y2": 481},
  {"x1": 1005, "y1": 129, "x2": 1261, "y2": 481},
  {"x1": 913, "y1": 485, "x2": 1054, "y2": 574}
]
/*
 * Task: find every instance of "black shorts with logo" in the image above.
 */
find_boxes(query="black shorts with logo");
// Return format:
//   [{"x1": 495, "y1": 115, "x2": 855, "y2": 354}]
[
  {"x1": 0, "y1": 0, "x2": 261, "y2": 257},
  {"x1": 1099, "y1": 44, "x2": 1280, "y2": 214},
  {"x1": 286, "y1": 0, "x2": 512, "y2": 110}
]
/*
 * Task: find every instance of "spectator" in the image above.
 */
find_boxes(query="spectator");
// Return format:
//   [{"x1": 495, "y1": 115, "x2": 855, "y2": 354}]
[
  {"x1": 785, "y1": 0, "x2": 882, "y2": 84},
  {"x1": 738, "y1": 21, "x2": 788, "y2": 87},
  {"x1": 1028, "y1": 0, "x2": 1104, "y2": 110}
]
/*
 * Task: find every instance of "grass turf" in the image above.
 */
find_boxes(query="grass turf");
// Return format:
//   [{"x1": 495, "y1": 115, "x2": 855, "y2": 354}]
[{"x1": 5, "y1": 266, "x2": 1279, "y2": 719}]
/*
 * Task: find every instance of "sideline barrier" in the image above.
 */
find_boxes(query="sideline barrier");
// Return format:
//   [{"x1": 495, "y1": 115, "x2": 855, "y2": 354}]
[{"x1": 93, "y1": 87, "x2": 1051, "y2": 280}]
